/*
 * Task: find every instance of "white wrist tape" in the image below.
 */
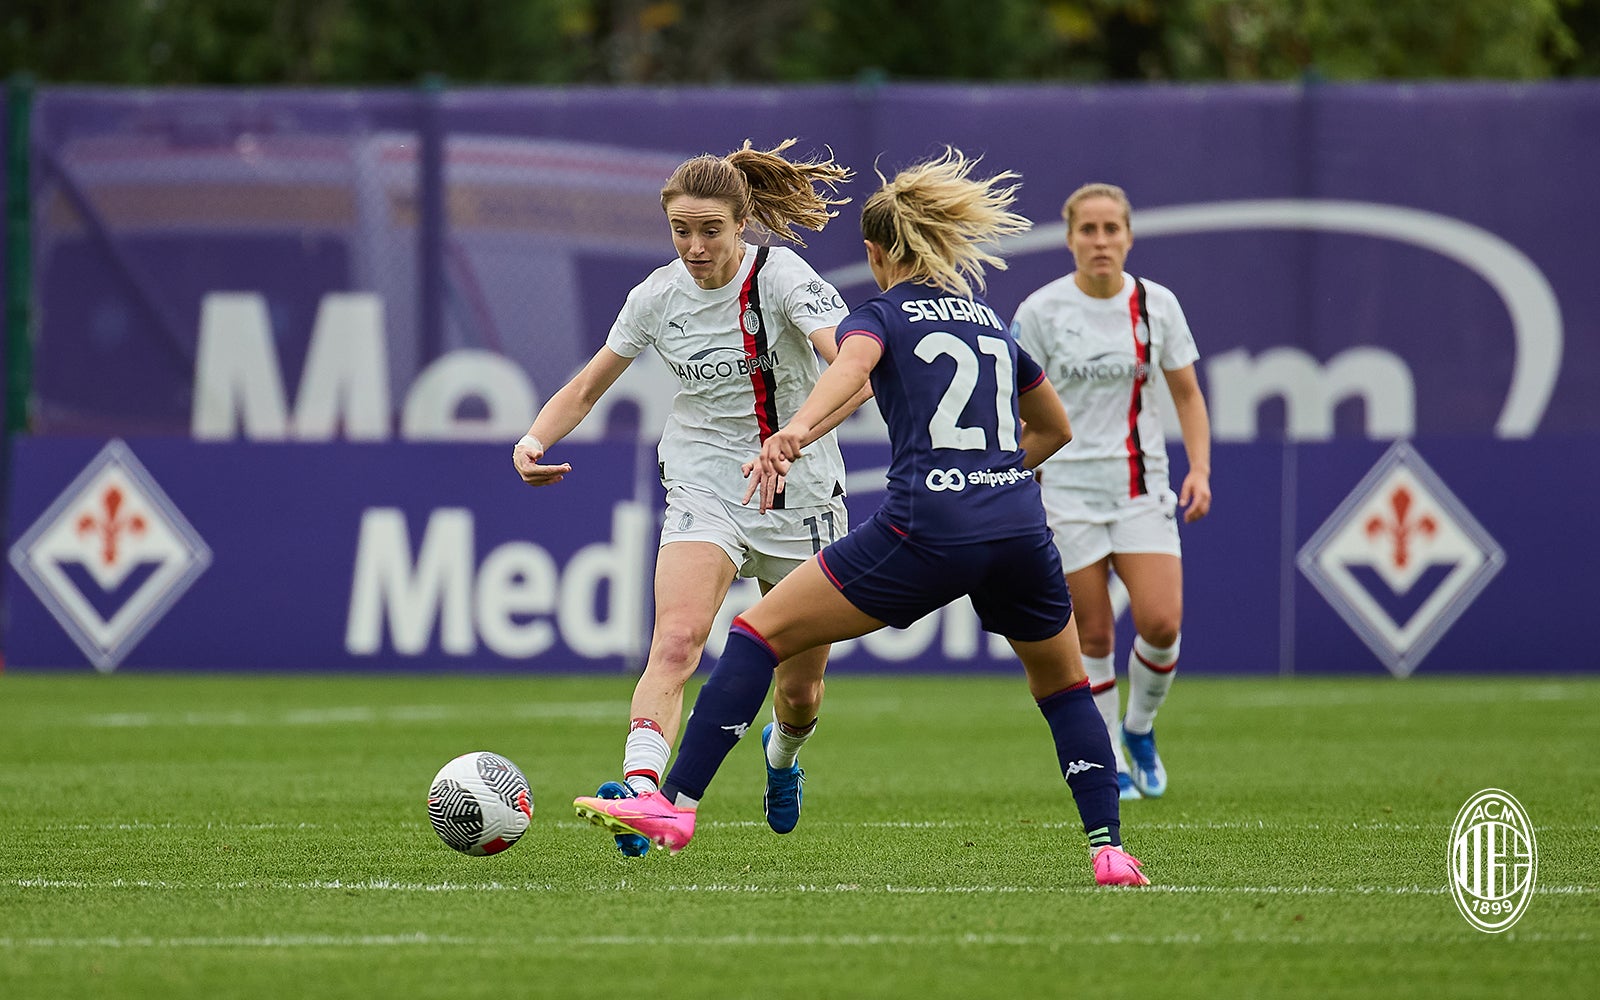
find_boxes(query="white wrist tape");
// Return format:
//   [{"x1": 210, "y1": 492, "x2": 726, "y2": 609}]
[{"x1": 516, "y1": 434, "x2": 544, "y2": 454}]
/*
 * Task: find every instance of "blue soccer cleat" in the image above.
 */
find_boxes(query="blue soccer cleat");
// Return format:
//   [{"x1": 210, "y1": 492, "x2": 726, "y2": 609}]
[
  {"x1": 760, "y1": 723, "x2": 805, "y2": 834},
  {"x1": 1120, "y1": 724, "x2": 1167, "y2": 798},
  {"x1": 596, "y1": 780, "x2": 650, "y2": 856},
  {"x1": 1118, "y1": 770, "x2": 1143, "y2": 801}
]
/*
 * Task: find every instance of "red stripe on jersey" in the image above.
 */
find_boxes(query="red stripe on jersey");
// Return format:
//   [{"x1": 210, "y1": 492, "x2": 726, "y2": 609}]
[
  {"x1": 1124, "y1": 284, "x2": 1151, "y2": 498},
  {"x1": 740, "y1": 247, "x2": 779, "y2": 442}
]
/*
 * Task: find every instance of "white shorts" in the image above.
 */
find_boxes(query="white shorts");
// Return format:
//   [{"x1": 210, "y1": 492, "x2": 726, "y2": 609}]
[
  {"x1": 1044, "y1": 488, "x2": 1182, "y2": 574},
  {"x1": 659, "y1": 484, "x2": 848, "y2": 584}
]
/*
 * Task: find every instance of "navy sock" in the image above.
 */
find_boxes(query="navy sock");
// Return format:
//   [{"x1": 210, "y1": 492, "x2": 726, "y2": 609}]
[
  {"x1": 1038, "y1": 681, "x2": 1122, "y2": 849},
  {"x1": 661, "y1": 622, "x2": 780, "y2": 803}
]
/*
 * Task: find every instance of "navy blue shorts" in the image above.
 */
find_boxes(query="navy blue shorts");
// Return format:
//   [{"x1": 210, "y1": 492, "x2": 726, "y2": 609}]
[{"x1": 816, "y1": 514, "x2": 1073, "y2": 642}]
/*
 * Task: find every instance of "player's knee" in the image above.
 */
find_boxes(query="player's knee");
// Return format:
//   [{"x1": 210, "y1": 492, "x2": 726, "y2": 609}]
[
  {"x1": 1138, "y1": 617, "x2": 1182, "y2": 650},
  {"x1": 647, "y1": 623, "x2": 710, "y2": 675},
  {"x1": 1076, "y1": 623, "x2": 1116, "y2": 658},
  {"x1": 775, "y1": 675, "x2": 823, "y2": 717}
]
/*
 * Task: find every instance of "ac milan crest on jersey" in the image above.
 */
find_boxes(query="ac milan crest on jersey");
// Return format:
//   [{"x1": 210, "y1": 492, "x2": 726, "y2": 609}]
[
  {"x1": 1297, "y1": 442, "x2": 1504, "y2": 676},
  {"x1": 8, "y1": 439, "x2": 212, "y2": 672}
]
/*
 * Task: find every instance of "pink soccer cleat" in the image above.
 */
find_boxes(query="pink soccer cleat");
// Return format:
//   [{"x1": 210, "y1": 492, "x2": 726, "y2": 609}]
[
  {"x1": 573, "y1": 789, "x2": 697, "y2": 854},
  {"x1": 1092, "y1": 845, "x2": 1150, "y2": 886}
]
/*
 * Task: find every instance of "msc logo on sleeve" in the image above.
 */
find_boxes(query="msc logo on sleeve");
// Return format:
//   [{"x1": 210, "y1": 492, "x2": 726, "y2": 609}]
[
  {"x1": 7, "y1": 439, "x2": 211, "y2": 672},
  {"x1": 1296, "y1": 442, "x2": 1504, "y2": 677}
]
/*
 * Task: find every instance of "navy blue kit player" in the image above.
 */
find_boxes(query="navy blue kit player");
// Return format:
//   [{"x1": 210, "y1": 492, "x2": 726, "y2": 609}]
[{"x1": 576, "y1": 149, "x2": 1150, "y2": 886}]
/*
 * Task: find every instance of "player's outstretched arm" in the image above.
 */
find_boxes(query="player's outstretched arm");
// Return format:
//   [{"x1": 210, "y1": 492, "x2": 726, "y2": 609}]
[
  {"x1": 513, "y1": 347, "x2": 632, "y2": 487},
  {"x1": 1163, "y1": 364, "x2": 1212, "y2": 521},
  {"x1": 806, "y1": 326, "x2": 876, "y2": 441}
]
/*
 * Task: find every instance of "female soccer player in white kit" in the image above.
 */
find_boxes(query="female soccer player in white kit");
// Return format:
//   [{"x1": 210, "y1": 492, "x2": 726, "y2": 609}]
[
  {"x1": 513, "y1": 140, "x2": 868, "y2": 853},
  {"x1": 1011, "y1": 182, "x2": 1213, "y2": 800}
]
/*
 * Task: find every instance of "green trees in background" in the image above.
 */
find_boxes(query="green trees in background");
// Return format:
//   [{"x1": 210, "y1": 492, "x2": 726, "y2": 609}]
[{"x1": 2, "y1": 0, "x2": 1593, "y2": 84}]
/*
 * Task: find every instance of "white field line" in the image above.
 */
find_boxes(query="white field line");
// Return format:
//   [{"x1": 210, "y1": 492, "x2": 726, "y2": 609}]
[
  {"x1": 69, "y1": 701, "x2": 626, "y2": 728},
  {"x1": 6, "y1": 877, "x2": 1593, "y2": 897},
  {"x1": 0, "y1": 929, "x2": 1591, "y2": 950},
  {"x1": 31, "y1": 681, "x2": 1595, "y2": 729},
  {"x1": 1221, "y1": 682, "x2": 1585, "y2": 708}
]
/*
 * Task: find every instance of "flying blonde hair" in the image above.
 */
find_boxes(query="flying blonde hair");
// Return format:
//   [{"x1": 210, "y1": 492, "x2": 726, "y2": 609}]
[
  {"x1": 660, "y1": 138, "x2": 852, "y2": 247},
  {"x1": 858, "y1": 147, "x2": 1032, "y2": 299}
]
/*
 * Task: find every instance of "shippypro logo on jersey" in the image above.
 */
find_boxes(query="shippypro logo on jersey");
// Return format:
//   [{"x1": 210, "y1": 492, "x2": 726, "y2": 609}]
[
  {"x1": 7, "y1": 439, "x2": 212, "y2": 672},
  {"x1": 924, "y1": 467, "x2": 1034, "y2": 493},
  {"x1": 1296, "y1": 442, "x2": 1504, "y2": 677},
  {"x1": 1449, "y1": 789, "x2": 1537, "y2": 933}
]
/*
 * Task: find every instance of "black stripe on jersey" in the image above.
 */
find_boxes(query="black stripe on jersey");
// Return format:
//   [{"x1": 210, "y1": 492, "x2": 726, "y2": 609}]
[
  {"x1": 1125, "y1": 277, "x2": 1152, "y2": 498},
  {"x1": 741, "y1": 245, "x2": 785, "y2": 508}
]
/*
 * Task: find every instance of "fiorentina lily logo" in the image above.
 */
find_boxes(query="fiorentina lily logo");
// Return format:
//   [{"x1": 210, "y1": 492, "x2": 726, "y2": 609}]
[
  {"x1": 8, "y1": 440, "x2": 211, "y2": 672},
  {"x1": 1297, "y1": 442, "x2": 1505, "y2": 677}
]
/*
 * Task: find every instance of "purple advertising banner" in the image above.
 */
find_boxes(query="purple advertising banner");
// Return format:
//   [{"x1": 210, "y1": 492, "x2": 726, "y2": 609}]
[
  {"x1": 22, "y1": 81, "x2": 1600, "y2": 442},
  {"x1": 4, "y1": 437, "x2": 1594, "y2": 675},
  {"x1": 8, "y1": 82, "x2": 1600, "y2": 675}
]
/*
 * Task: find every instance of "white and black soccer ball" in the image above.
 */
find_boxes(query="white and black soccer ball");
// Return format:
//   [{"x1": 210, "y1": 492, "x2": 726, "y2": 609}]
[{"x1": 426, "y1": 751, "x2": 533, "y2": 856}]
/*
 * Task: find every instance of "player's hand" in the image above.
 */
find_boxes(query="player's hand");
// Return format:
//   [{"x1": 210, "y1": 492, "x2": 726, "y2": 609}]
[
  {"x1": 742, "y1": 424, "x2": 807, "y2": 512},
  {"x1": 1179, "y1": 469, "x2": 1211, "y2": 522},
  {"x1": 741, "y1": 459, "x2": 788, "y2": 512},
  {"x1": 514, "y1": 442, "x2": 571, "y2": 486}
]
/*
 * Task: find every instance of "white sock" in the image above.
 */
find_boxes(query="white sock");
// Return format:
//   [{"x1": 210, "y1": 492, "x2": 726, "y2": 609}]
[
  {"x1": 1122, "y1": 635, "x2": 1179, "y2": 735},
  {"x1": 765, "y1": 715, "x2": 816, "y2": 770},
  {"x1": 1081, "y1": 653, "x2": 1128, "y2": 771},
  {"x1": 623, "y1": 718, "x2": 670, "y2": 794}
]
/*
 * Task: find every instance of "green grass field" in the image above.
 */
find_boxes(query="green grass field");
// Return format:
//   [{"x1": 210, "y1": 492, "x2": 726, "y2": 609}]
[{"x1": 1, "y1": 672, "x2": 1594, "y2": 999}]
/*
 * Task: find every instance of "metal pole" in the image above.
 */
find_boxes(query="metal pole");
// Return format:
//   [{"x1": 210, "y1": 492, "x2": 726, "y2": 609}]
[{"x1": 417, "y1": 73, "x2": 447, "y2": 369}]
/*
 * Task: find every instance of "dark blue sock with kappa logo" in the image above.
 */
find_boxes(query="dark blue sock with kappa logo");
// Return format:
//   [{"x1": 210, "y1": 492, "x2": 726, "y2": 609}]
[
  {"x1": 661, "y1": 619, "x2": 779, "y2": 803},
  {"x1": 1038, "y1": 681, "x2": 1122, "y2": 848}
]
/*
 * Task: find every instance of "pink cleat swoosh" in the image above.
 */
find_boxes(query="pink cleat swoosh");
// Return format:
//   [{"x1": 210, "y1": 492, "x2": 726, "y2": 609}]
[
  {"x1": 1092, "y1": 845, "x2": 1150, "y2": 886},
  {"x1": 574, "y1": 790, "x2": 697, "y2": 854}
]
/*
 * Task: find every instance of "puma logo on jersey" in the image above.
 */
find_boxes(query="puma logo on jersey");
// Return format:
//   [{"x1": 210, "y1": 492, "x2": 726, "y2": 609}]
[
  {"x1": 667, "y1": 319, "x2": 687, "y2": 332},
  {"x1": 1061, "y1": 759, "x2": 1105, "y2": 777},
  {"x1": 720, "y1": 723, "x2": 750, "y2": 739}
]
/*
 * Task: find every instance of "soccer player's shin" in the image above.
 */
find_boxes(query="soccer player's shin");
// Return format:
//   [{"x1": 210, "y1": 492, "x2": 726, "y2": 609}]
[
  {"x1": 1123, "y1": 634, "x2": 1178, "y2": 733},
  {"x1": 661, "y1": 620, "x2": 779, "y2": 804},
  {"x1": 1081, "y1": 652, "x2": 1127, "y2": 768},
  {"x1": 1037, "y1": 681, "x2": 1122, "y2": 850}
]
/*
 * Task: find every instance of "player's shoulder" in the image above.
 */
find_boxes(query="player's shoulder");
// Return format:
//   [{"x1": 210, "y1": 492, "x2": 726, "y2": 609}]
[
  {"x1": 621, "y1": 259, "x2": 689, "y2": 305},
  {"x1": 1015, "y1": 274, "x2": 1082, "y2": 315},
  {"x1": 839, "y1": 290, "x2": 898, "y2": 332},
  {"x1": 758, "y1": 244, "x2": 826, "y2": 284},
  {"x1": 1132, "y1": 275, "x2": 1184, "y2": 310}
]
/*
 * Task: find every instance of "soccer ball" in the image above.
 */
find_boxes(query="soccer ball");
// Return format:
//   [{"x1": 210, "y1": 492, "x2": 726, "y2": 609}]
[{"x1": 426, "y1": 751, "x2": 533, "y2": 856}]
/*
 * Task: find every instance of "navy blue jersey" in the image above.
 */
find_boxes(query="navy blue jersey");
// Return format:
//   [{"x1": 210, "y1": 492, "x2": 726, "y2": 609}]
[{"x1": 837, "y1": 282, "x2": 1050, "y2": 544}]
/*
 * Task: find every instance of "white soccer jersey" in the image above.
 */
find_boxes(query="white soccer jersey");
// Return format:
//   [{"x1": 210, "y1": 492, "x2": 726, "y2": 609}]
[
  {"x1": 1011, "y1": 272, "x2": 1198, "y2": 509},
  {"x1": 607, "y1": 243, "x2": 850, "y2": 508}
]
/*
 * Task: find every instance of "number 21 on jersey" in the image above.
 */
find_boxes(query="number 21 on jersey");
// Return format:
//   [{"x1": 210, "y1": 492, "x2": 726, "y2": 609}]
[{"x1": 915, "y1": 332, "x2": 1017, "y2": 452}]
